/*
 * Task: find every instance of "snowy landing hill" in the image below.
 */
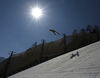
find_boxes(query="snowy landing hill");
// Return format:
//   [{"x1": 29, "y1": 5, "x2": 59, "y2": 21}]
[{"x1": 8, "y1": 41, "x2": 100, "y2": 78}]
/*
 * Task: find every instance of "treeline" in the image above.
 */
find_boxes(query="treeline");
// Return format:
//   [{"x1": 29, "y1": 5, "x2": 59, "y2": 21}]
[
  {"x1": 73, "y1": 24, "x2": 100, "y2": 35},
  {"x1": 69, "y1": 24, "x2": 100, "y2": 51}
]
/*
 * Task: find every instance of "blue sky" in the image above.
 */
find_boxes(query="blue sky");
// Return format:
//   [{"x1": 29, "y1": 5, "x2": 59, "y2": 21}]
[{"x1": 0, "y1": 0, "x2": 100, "y2": 58}]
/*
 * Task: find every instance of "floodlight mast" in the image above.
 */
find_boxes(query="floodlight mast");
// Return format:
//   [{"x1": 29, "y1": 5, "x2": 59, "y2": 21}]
[
  {"x1": 40, "y1": 39, "x2": 45, "y2": 62},
  {"x1": 3, "y1": 51, "x2": 16, "y2": 78}
]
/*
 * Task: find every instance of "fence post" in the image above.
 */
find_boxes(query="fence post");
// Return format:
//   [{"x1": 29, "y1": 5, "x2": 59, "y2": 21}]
[
  {"x1": 63, "y1": 34, "x2": 67, "y2": 52},
  {"x1": 83, "y1": 31, "x2": 88, "y2": 45},
  {"x1": 40, "y1": 40, "x2": 45, "y2": 62}
]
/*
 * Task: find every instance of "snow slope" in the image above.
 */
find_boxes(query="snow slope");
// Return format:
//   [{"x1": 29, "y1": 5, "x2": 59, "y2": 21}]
[{"x1": 8, "y1": 41, "x2": 100, "y2": 78}]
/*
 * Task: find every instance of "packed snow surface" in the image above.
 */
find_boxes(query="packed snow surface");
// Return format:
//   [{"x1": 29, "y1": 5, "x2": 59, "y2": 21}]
[{"x1": 8, "y1": 41, "x2": 100, "y2": 78}]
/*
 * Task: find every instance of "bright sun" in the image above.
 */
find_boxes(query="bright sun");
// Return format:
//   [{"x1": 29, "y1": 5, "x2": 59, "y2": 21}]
[{"x1": 31, "y1": 7, "x2": 42, "y2": 19}]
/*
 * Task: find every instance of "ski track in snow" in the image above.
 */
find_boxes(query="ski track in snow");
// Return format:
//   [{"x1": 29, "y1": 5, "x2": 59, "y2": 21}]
[{"x1": 8, "y1": 41, "x2": 100, "y2": 78}]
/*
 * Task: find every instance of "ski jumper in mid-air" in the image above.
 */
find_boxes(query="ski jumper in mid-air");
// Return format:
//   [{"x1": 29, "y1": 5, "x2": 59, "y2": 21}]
[{"x1": 49, "y1": 29, "x2": 60, "y2": 35}]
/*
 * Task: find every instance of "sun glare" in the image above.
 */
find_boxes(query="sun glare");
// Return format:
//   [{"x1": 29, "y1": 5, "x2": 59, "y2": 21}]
[{"x1": 31, "y1": 7, "x2": 42, "y2": 19}]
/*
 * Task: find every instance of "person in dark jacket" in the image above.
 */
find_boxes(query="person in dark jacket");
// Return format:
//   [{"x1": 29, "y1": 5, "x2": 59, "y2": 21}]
[{"x1": 49, "y1": 29, "x2": 60, "y2": 35}]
